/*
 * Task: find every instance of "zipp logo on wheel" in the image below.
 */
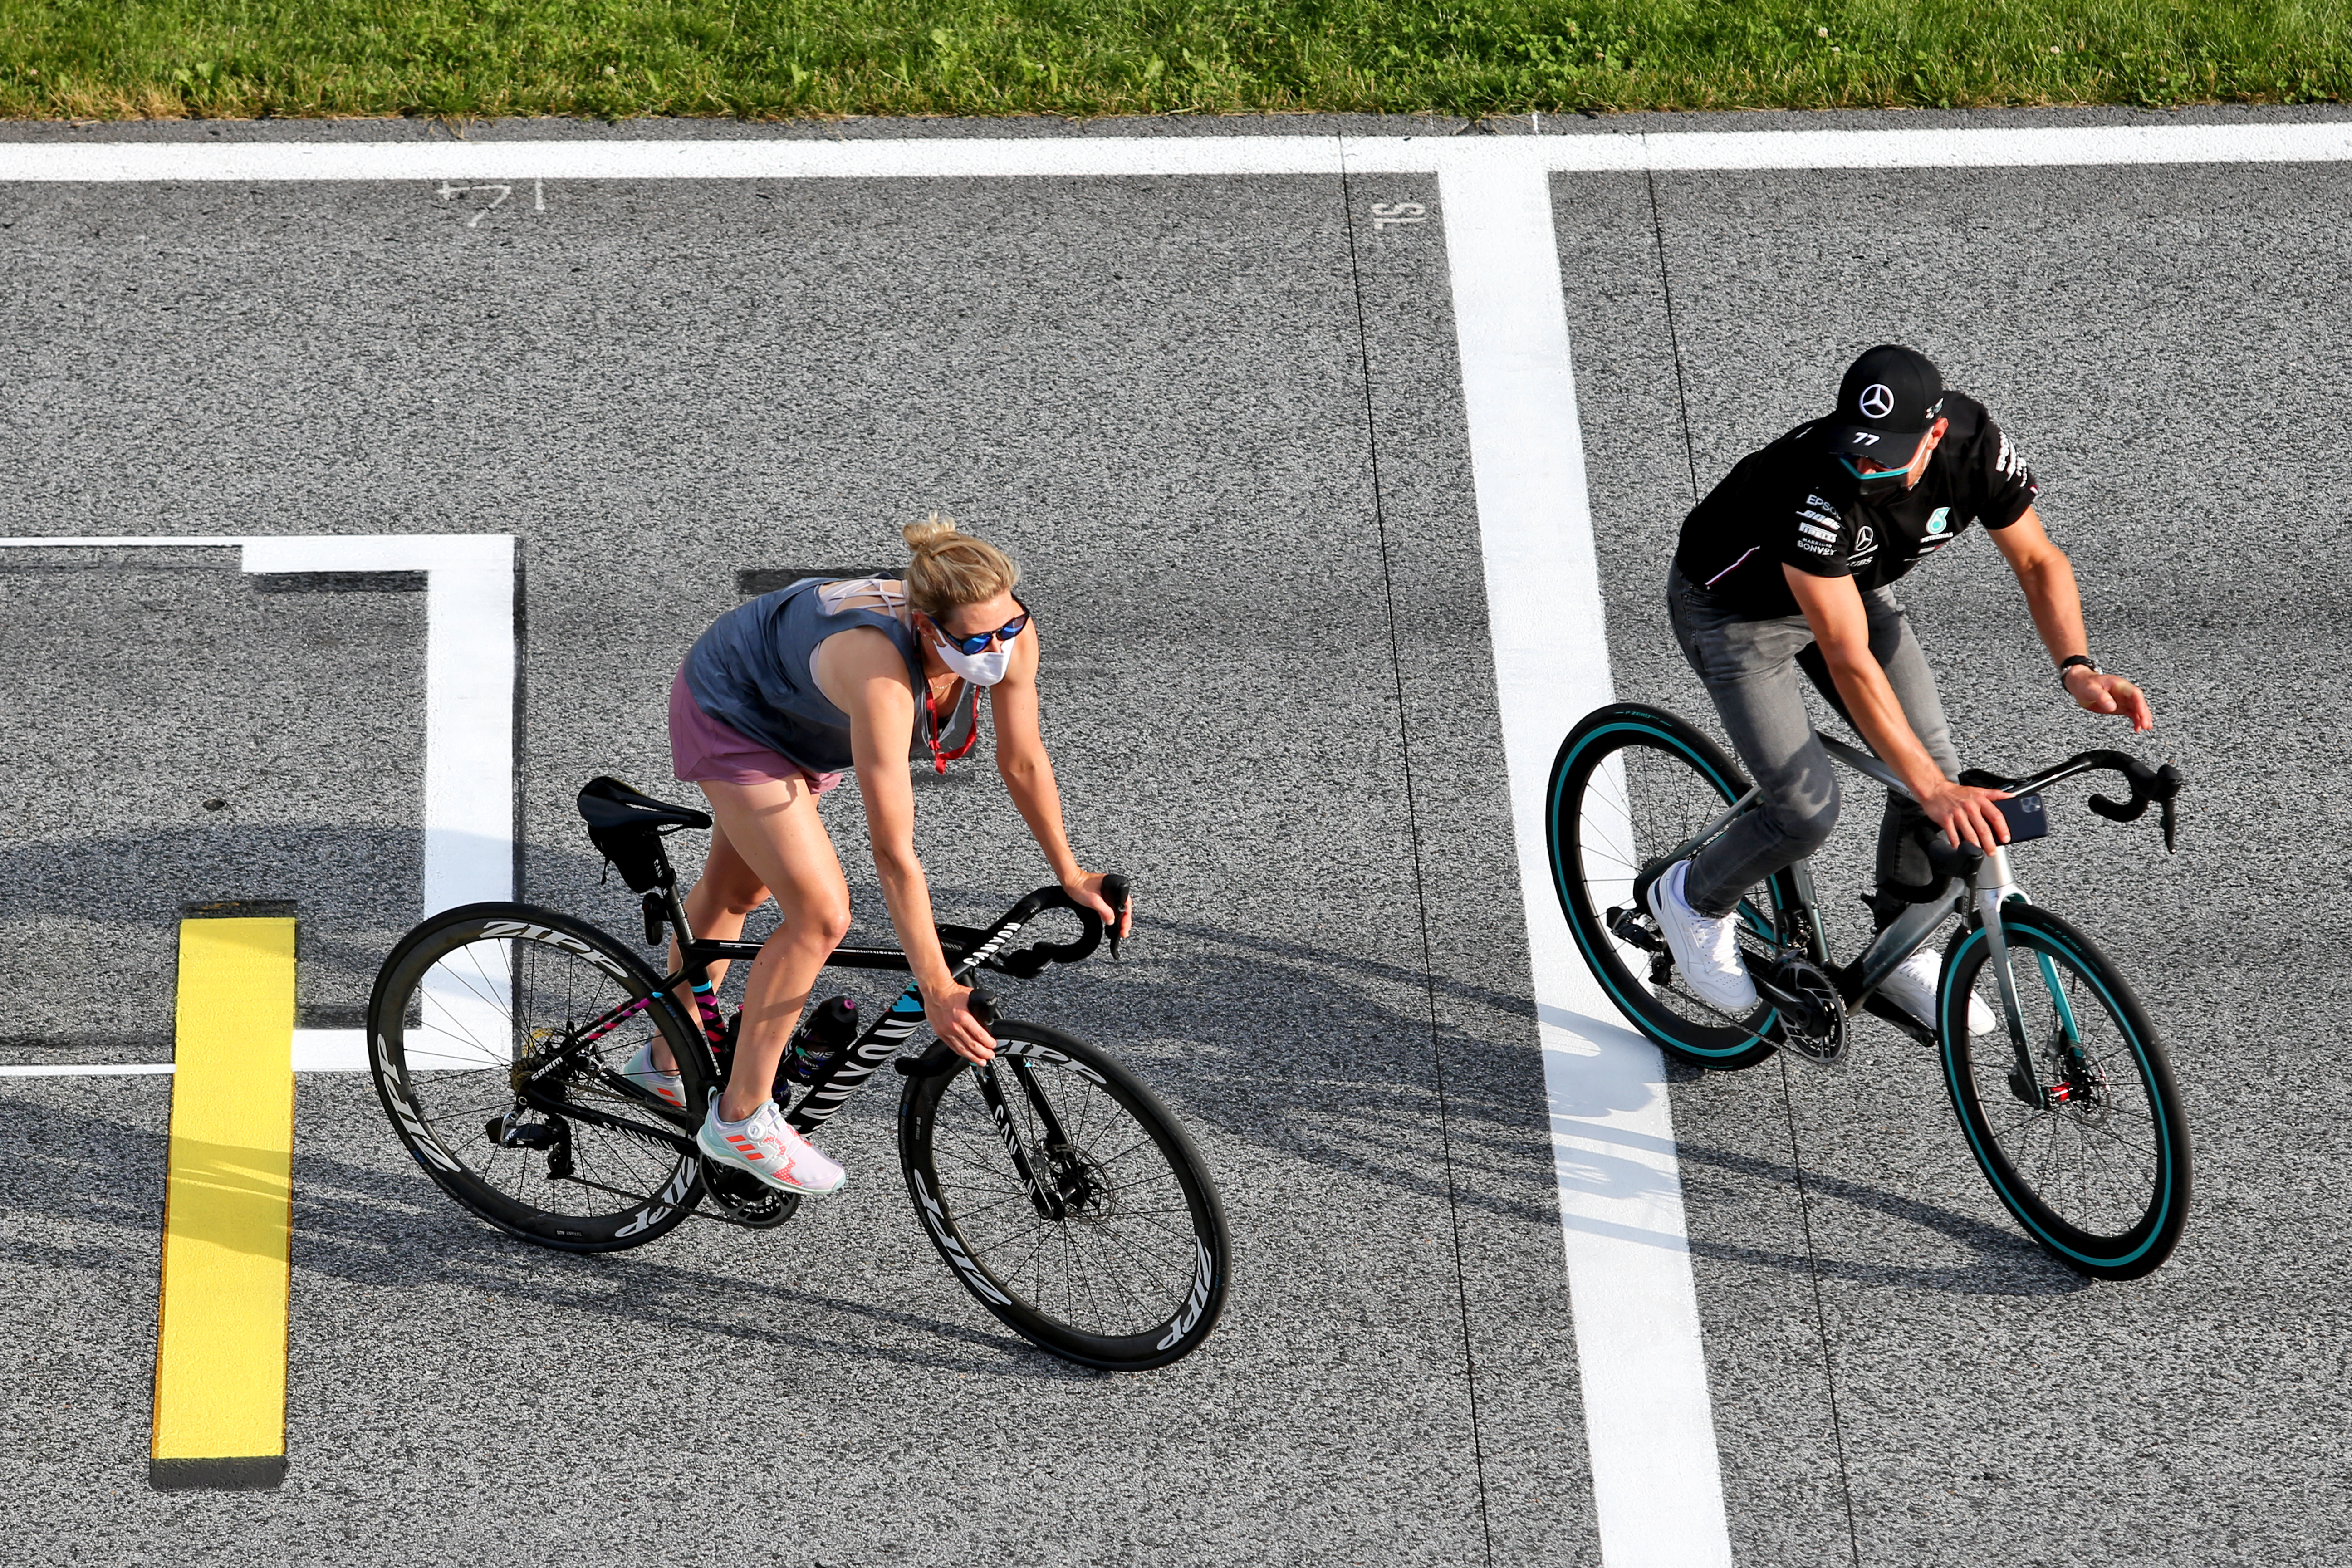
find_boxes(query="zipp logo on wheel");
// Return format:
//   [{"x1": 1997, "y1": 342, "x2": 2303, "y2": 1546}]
[{"x1": 480, "y1": 920, "x2": 630, "y2": 980}]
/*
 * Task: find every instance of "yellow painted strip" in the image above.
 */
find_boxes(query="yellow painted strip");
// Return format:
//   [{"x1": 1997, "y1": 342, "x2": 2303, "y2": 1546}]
[{"x1": 151, "y1": 917, "x2": 296, "y2": 1482}]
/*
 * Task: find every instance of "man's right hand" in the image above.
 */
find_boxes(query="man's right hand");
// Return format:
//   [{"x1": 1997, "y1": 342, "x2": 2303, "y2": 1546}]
[{"x1": 1919, "y1": 779, "x2": 2014, "y2": 854}]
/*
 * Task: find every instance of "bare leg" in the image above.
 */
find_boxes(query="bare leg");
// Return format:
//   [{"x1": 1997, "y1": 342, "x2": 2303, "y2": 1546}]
[
  {"x1": 682, "y1": 776, "x2": 853, "y2": 1123},
  {"x1": 654, "y1": 823, "x2": 773, "y2": 1072}
]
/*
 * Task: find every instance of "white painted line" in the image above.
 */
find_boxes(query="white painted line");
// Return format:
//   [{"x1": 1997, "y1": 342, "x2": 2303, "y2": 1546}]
[
  {"x1": 3, "y1": 123, "x2": 2348, "y2": 187},
  {"x1": 0, "y1": 1063, "x2": 177, "y2": 1078},
  {"x1": 0, "y1": 1034, "x2": 369, "y2": 1076},
  {"x1": 291, "y1": 1029, "x2": 369, "y2": 1073},
  {"x1": 0, "y1": 534, "x2": 514, "y2": 918},
  {"x1": 240, "y1": 534, "x2": 515, "y2": 916},
  {"x1": 1439, "y1": 159, "x2": 1731, "y2": 1566}
]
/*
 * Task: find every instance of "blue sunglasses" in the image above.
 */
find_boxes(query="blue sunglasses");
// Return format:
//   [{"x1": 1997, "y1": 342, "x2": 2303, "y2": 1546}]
[{"x1": 929, "y1": 611, "x2": 1030, "y2": 657}]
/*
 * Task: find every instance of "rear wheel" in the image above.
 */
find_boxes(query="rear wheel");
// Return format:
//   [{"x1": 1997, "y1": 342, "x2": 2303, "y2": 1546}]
[
  {"x1": 899, "y1": 1023, "x2": 1229, "y2": 1370},
  {"x1": 367, "y1": 902, "x2": 710, "y2": 1253},
  {"x1": 1546, "y1": 704, "x2": 1794, "y2": 1069},
  {"x1": 1939, "y1": 907, "x2": 2191, "y2": 1279}
]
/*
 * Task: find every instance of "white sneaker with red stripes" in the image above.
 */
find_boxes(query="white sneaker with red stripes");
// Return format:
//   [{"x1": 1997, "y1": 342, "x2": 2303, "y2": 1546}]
[
  {"x1": 619, "y1": 1040, "x2": 687, "y2": 1111},
  {"x1": 697, "y1": 1099, "x2": 846, "y2": 1196}
]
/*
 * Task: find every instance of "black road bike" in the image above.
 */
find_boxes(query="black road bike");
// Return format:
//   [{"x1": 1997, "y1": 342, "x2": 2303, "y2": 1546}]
[
  {"x1": 368, "y1": 776, "x2": 1229, "y2": 1371},
  {"x1": 1547, "y1": 704, "x2": 2191, "y2": 1280}
]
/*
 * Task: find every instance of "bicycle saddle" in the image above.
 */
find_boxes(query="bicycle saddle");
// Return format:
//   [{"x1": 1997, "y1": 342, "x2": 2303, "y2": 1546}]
[{"x1": 576, "y1": 775, "x2": 712, "y2": 833}]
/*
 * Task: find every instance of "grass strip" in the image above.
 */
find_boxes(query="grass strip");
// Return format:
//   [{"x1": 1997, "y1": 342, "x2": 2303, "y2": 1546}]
[{"x1": 3, "y1": 0, "x2": 2347, "y2": 121}]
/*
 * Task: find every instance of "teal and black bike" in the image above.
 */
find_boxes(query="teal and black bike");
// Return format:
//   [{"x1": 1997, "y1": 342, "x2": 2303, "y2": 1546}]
[{"x1": 1545, "y1": 702, "x2": 2192, "y2": 1280}]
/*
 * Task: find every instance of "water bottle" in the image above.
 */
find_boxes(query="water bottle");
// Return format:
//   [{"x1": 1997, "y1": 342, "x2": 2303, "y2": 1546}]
[{"x1": 777, "y1": 995, "x2": 859, "y2": 1087}]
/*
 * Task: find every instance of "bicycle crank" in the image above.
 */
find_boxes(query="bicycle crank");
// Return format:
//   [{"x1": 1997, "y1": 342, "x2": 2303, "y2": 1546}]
[
  {"x1": 698, "y1": 1159, "x2": 802, "y2": 1230},
  {"x1": 1754, "y1": 954, "x2": 1847, "y2": 1068}
]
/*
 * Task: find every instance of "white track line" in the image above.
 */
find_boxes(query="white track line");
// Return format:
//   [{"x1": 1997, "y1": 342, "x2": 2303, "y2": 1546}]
[
  {"x1": 1, "y1": 122, "x2": 2347, "y2": 185},
  {"x1": 0, "y1": 1034, "x2": 370, "y2": 1078},
  {"x1": 0, "y1": 1063, "x2": 177, "y2": 1077},
  {"x1": 1438, "y1": 157, "x2": 1730, "y2": 1567},
  {"x1": 0, "y1": 534, "x2": 513, "y2": 922},
  {"x1": 239, "y1": 534, "x2": 515, "y2": 918}
]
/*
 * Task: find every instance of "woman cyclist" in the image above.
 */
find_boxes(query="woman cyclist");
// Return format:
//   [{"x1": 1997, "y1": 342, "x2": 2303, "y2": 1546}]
[{"x1": 622, "y1": 516, "x2": 1130, "y2": 1196}]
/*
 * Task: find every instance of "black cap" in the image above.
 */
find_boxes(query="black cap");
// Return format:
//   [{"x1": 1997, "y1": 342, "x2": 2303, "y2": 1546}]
[{"x1": 1829, "y1": 345, "x2": 1946, "y2": 469}]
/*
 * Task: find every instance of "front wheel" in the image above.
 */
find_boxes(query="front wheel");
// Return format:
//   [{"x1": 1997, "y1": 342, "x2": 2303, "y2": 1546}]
[
  {"x1": 899, "y1": 1023, "x2": 1230, "y2": 1371},
  {"x1": 1939, "y1": 906, "x2": 2192, "y2": 1279}
]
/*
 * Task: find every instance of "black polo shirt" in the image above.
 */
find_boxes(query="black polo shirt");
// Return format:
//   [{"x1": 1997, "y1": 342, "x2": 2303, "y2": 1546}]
[{"x1": 1673, "y1": 392, "x2": 2040, "y2": 619}]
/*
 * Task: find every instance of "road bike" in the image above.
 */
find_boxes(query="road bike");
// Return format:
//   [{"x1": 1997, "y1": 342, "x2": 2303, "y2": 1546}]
[
  {"x1": 1546, "y1": 703, "x2": 2191, "y2": 1280},
  {"x1": 367, "y1": 776, "x2": 1230, "y2": 1371}
]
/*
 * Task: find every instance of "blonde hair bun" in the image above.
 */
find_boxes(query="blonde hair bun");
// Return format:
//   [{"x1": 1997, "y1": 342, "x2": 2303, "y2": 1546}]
[{"x1": 902, "y1": 511, "x2": 1021, "y2": 616}]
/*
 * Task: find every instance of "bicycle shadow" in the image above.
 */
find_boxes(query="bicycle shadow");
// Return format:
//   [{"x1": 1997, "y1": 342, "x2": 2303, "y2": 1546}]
[
  {"x1": 0, "y1": 827, "x2": 2092, "y2": 1312},
  {"x1": 0, "y1": 1087, "x2": 1105, "y2": 1381},
  {"x1": 1031, "y1": 913, "x2": 2093, "y2": 1301}
]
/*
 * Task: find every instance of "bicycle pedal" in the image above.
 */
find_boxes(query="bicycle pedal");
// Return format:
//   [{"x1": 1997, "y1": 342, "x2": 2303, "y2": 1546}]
[{"x1": 699, "y1": 1159, "x2": 801, "y2": 1230}]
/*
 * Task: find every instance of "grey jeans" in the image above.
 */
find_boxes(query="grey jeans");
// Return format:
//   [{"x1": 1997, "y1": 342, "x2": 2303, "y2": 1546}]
[{"x1": 1666, "y1": 564, "x2": 1963, "y2": 920}]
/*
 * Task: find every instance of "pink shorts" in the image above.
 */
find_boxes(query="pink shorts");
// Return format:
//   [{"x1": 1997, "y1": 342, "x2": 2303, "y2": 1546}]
[{"x1": 668, "y1": 669, "x2": 843, "y2": 793}]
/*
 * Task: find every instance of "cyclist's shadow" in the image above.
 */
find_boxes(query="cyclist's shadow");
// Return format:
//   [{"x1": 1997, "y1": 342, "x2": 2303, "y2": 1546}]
[
  {"x1": 1550, "y1": 1001, "x2": 2094, "y2": 1298},
  {"x1": 0, "y1": 1088, "x2": 1113, "y2": 1377}
]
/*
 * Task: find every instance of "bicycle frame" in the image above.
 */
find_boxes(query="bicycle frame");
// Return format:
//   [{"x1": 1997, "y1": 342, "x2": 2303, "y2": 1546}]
[
  {"x1": 528, "y1": 825, "x2": 1121, "y2": 1230},
  {"x1": 1644, "y1": 732, "x2": 2175, "y2": 1085}
]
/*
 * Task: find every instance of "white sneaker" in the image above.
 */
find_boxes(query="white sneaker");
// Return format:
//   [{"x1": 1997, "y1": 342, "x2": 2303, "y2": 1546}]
[
  {"x1": 1645, "y1": 859, "x2": 1759, "y2": 1014},
  {"x1": 620, "y1": 1040, "x2": 687, "y2": 1111},
  {"x1": 1879, "y1": 948, "x2": 1996, "y2": 1035},
  {"x1": 698, "y1": 1100, "x2": 846, "y2": 1196}
]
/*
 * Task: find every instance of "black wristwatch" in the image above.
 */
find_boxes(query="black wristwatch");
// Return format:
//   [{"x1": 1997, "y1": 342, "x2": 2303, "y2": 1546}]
[{"x1": 2057, "y1": 654, "x2": 2101, "y2": 685}]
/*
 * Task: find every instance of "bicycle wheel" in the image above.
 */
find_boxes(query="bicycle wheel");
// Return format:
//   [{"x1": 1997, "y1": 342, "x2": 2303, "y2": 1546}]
[
  {"x1": 898, "y1": 1022, "x2": 1229, "y2": 1371},
  {"x1": 1546, "y1": 703, "x2": 1791, "y2": 1069},
  {"x1": 1938, "y1": 906, "x2": 2191, "y2": 1279},
  {"x1": 368, "y1": 901, "x2": 711, "y2": 1253}
]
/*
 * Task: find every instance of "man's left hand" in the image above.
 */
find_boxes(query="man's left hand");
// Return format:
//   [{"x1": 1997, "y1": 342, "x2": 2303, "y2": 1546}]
[{"x1": 2066, "y1": 666, "x2": 2153, "y2": 732}]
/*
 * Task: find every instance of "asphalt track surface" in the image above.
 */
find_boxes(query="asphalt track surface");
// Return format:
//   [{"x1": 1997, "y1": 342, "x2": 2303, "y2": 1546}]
[{"x1": 4, "y1": 109, "x2": 2349, "y2": 1567}]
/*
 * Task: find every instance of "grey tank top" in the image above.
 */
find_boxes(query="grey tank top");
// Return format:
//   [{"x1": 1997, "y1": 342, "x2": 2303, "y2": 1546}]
[{"x1": 681, "y1": 577, "x2": 980, "y2": 774}]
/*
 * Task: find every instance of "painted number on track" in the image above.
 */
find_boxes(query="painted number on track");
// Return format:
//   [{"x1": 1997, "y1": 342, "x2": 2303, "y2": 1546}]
[
  {"x1": 1370, "y1": 202, "x2": 1428, "y2": 230},
  {"x1": 438, "y1": 180, "x2": 548, "y2": 227}
]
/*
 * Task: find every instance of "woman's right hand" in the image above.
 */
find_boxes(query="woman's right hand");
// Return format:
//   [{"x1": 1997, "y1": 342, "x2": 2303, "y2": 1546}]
[
  {"x1": 1920, "y1": 779, "x2": 2014, "y2": 854},
  {"x1": 923, "y1": 978, "x2": 998, "y2": 1065}
]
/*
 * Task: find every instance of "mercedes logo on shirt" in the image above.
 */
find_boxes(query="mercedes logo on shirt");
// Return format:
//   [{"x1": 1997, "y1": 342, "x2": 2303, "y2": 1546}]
[{"x1": 1858, "y1": 383, "x2": 1896, "y2": 418}]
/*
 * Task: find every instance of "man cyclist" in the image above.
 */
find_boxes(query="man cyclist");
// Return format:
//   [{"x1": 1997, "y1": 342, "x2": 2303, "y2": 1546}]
[{"x1": 1650, "y1": 344, "x2": 2153, "y2": 1027}]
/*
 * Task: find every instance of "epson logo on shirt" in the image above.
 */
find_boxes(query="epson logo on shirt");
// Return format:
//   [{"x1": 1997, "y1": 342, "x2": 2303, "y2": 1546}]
[{"x1": 1805, "y1": 494, "x2": 1839, "y2": 514}]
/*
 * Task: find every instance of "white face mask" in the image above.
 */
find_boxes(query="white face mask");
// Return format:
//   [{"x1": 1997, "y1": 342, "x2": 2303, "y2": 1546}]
[{"x1": 930, "y1": 627, "x2": 1012, "y2": 687}]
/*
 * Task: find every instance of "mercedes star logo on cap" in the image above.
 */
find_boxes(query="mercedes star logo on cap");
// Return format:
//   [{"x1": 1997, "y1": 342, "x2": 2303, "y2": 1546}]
[{"x1": 1858, "y1": 383, "x2": 1896, "y2": 418}]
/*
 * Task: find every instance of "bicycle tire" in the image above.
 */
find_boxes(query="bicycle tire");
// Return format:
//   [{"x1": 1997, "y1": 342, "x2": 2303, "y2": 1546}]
[
  {"x1": 1938, "y1": 906, "x2": 2191, "y2": 1279},
  {"x1": 898, "y1": 1022, "x2": 1230, "y2": 1371},
  {"x1": 368, "y1": 901, "x2": 711, "y2": 1254},
  {"x1": 1546, "y1": 703, "x2": 1795, "y2": 1070}
]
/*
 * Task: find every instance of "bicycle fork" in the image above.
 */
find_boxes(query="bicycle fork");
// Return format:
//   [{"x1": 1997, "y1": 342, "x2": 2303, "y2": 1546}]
[{"x1": 1969, "y1": 847, "x2": 2084, "y2": 1098}]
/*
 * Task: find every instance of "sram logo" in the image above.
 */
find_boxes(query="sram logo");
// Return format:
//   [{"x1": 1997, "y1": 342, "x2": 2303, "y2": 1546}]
[{"x1": 480, "y1": 920, "x2": 629, "y2": 980}]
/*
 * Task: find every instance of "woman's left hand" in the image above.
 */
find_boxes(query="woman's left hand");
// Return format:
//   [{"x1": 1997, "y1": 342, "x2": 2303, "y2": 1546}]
[{"x1": 1064, "y1": 870, "x2": 1134, "y2": 942}]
